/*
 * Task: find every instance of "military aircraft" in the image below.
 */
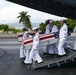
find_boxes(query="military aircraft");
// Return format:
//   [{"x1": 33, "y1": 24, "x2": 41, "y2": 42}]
[{"x1": 7, "y1": 0, "x2": 76, "y2": 19}]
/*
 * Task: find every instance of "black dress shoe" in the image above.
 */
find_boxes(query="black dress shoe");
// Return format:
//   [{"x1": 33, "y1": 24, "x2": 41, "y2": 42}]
[
  {"x1": 20, "y1": 58, "x2": 25, "y2": 62},
  {"x1": 23, "y1": 61, "x2": 31, "y2": 65},
  {"x1": 27, "y1": 63, "x2": 32, "y2": 65},
  {"x1": 38, "y1": 61, "x2": 44, "y2": 64},
  {"x1": 20, "y1": 58, "x2": 25, "y2": 60},
  {"x1": 57, "y1": 54, "x2": 67, "y2": 57},
  {"x1": 43, "y1": 52, "x2": 48, "y2": 55},
  {"x1": 22, "y1": 62, "x2": 26, "y2": 65}
]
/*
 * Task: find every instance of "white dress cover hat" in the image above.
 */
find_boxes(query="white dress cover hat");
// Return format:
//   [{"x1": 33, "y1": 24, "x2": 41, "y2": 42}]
[{"x1": 32, "y1": 27, "x2": 39, "y2": 30}]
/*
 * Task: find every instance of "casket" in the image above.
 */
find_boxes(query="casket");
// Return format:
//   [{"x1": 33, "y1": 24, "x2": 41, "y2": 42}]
[
  {"x1": 18, "y1": 33, "x2": 23, "y2": 42},
  {"x1": 18, "y1": 32, "x2": 42, "y2": 42},
  {"x1": 23, "y1": 32, "x2": 59, "y2": 50}
]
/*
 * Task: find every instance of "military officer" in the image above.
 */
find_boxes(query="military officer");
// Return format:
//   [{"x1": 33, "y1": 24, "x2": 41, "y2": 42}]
[
  {"x1": 47, "y1": 20, "x2": 58, "y2": 54},
  {"x1": 43, "y1": 20, "x2": 51, "y2": 54},
  {"x1": 58, "y1": 18, "x2": 68, "y2": 56},
  {"x1": 45, "y1": 20, "x2": 51, "y2": 34},
  {"x1": 24, "y1": 27, "x2": 43, "y2": 64},
  {"x1": 23, "y1": 31, "x2": 31, "y2": 63},
  {"x1": 20, "y1": 28, "x2": 28, "y2": 59}
]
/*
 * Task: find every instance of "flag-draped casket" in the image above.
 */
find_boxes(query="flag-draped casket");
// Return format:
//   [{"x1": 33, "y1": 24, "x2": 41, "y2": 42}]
[
  {"x1": 18, "y1": 32, "x2": 42, "y2": 42},
  {"x1": 22, "y1": 32, "x2": 59, "y2": 50},
  {"x1": 18, "y1": 31, "x2": 76, "y2": 50},
  {"x1": 18, "y1": 33, "x2": 23, "y2": 42}
]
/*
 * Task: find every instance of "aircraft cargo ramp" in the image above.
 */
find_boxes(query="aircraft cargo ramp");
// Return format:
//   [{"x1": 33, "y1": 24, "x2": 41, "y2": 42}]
[
  {"x1": 28, "y1": 48, "x2": 76, "y2": 70},
  {"x1": 26, "y1": 34, "x2": 76, "y2": 70}
]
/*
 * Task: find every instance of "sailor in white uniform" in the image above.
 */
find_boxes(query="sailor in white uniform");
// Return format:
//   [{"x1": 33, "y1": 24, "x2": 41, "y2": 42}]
[
  {"x1": 43, "y1": 20, "x2": 51, "y2": 53},
  {"x1": 23, "y1": 31, "x2": 31, "y2": 63},
  {"x1": 73, "y1": 25, "x2": 76, "y2": 50},
  {"x1": 20, "y1": 28, "x2": 28, "y2": 59},
  {"x1": 58, "y1": 18, "x2": 68, "y2": 56},
  {"x1": 24, "y1": 27, "x2": 43, "y2": 64},
  {"x1": 45, "y1": 20, "x2": 51, "y2": 34},
  {"x1": 47, "y1": 20, "x2": 58, "y2": 54}
]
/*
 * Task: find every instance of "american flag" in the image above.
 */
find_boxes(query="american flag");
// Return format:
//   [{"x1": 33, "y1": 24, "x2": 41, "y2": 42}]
[
  {"x1": 23, "y1": 32, "x2": 59, "y2": 45},
  {"x1": 54, "y1": 32, "x2": 59, "y2": 38}
]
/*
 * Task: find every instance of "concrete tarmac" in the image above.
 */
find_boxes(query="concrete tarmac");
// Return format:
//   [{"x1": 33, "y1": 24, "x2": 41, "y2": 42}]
[
  {"x1": 0, "y1": 37, "x2": 76, "y2": 75},
  {"x1": 0, "y1": 49, "x2": 76, "y2": 75}
]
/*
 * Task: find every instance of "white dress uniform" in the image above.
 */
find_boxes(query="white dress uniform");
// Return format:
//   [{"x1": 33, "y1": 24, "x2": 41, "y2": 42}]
[
  {"x1": 26, "y1": 32, "x2": 43, "y2": 64},
  {"x1": 58, "y1": 23, "x2": 68, "y2": 55},
  {"x1": 24, "y1": 49, "x2": 30, "y2": 63},
  {"x1": 20, "y1": 32, "x2": 27, "y2": 58},
  {"x1": 51, "y1": 25, "x2": 58, "y2": 33},
  {"x1": 47, "y1": 25, "x2": 58, "y2": 54},
  {"x1": 24, "y1": 34, "x2": 32, "y2": 63},
  {"x1": 44, "y1": 24, "x2": 51, "y2": 53},
  {"x1": 45, "y1": 24, "x2": 50, "y2": 34},
  {"x1": 73, "y1": 26, "x2": 76, "y2": 50}
]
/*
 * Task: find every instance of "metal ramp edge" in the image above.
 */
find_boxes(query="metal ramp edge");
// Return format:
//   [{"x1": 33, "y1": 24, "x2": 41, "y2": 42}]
[{"x1": 28, "y1": 50, "x2": 76, "y2": 70}]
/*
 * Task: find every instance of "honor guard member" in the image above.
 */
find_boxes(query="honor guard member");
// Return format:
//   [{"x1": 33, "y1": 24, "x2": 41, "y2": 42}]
[
  {"x1": 45, "y1": 20, "x2": 51, "y2": 34},
  {"x1": 24, "y1": 27, "x2": 43, "y2": 64},
  {"x1": 50, "y1": 20, "x2": 58, "y2": 33},
  {"x1": 47, "y1": 20, "x2": 58, "y2": 54},
  {"x1": 58, "y1": 18, "x2": 68, "y2": 56},
  {"x1": 24, "y1": 31, "x2": 31, "y2": 63},
  {"x1": 43, "y1": 20, "x2": 52, "y2": 54},
  {"x1": 20, "y1": 28, "x2": 28, "y2": 59},
  {"x1": 73, "y1": 25, "x2": 76, "y2": 50}
]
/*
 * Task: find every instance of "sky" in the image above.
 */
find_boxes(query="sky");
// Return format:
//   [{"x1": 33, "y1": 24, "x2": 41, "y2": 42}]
[{"x1": 0, "y1": 0, "x2": 64, "y2": 23}]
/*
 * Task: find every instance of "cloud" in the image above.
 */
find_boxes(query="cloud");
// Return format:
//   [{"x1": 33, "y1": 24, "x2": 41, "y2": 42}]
[
  {"x1": 0, "y1": 1, "x2": 63, "y2": 23},
  {"x1": 0, "y1": 3, "x2": 27, "y2": 22},
  {"x1": 0, "y1": 0, "x2": 4, "y2": 5}
]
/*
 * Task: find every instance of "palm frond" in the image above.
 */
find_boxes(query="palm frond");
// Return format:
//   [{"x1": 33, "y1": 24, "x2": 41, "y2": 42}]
[{"x1": 17, "y1": 11, "x2": 32, "y2": 30}]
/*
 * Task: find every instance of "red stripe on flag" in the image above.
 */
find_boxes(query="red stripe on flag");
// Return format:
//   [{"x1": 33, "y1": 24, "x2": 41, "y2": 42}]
[
  {"x1": 24, "y1": 40, "x2": 33, "y2": 45},
  {"x1": 18, "y1": 32, "x2": 42, "y2": 37},
  {"x1": 39, "y1": 32, "x2": 42, "y2": 34},
  {"x1": 40, "y1": 35, "x2": 54, "y2": 40},
  {"x1": 18, "y1": 34, "x2": 23, "y2": 37},
  {"x1": 24, "y1": 35, "x2": 54, "y2": 45}
]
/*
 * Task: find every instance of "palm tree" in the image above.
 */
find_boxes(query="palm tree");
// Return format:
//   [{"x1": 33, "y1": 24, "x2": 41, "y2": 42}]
[{"x1": 17, "y1": 11, "x2": 32, "y2": 30}]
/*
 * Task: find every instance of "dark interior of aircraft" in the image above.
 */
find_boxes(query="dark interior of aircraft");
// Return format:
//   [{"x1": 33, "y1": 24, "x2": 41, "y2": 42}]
[{"x1": 7, "y1": 0, "x2": 76, "y2": 19}]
